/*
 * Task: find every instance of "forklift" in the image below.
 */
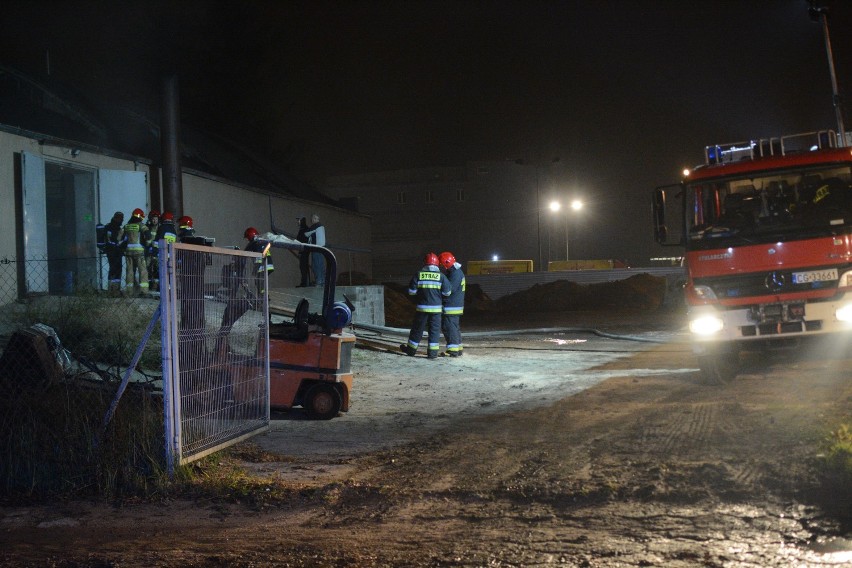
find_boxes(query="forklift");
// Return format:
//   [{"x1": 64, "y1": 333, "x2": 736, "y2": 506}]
[{"x1": 262, "y1": 237, "x2": 355, "y2": 419}]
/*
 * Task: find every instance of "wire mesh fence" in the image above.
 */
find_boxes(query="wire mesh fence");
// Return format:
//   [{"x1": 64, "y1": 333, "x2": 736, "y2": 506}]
[
  {"x1": 161, "y1": 243, "x2": 269, "y2": 470},
  {"x1": 0, "y1": 245, "x2": 270, "y2": 495}
]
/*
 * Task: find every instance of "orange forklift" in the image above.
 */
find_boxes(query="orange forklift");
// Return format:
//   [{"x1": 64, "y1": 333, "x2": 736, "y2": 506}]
[{"x1": 263, "y1": 239, "x2": 355, "y2": 419}]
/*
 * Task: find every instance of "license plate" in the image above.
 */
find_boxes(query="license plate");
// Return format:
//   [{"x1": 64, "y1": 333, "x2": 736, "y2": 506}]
[{"x1": 792, "y1": 268, "x2": 838, "y2": 284}]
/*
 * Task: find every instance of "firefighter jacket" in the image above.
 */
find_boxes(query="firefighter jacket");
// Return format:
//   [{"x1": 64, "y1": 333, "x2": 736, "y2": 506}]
[
  {"x1": 117, "y1": 216, "x2": 150, "y2": 257},
  {"x1": 442, "y1": 263, "x2": 466, "y2": 316},
  {"x1": 408, "y1": 265, "x2": 451, "y2": 313},
  {"x1": 154, "y1": 221, "x2": 177, "y2": 248},
  {"x1": 246, "y1": 237, "x2": 274, "y2": 273},
  {"x1": 145, "y1": 220, "x2": 160, "y2": 255},
  {"x1": 102, "y1": 219, "x2": 125, "y2": 256}
]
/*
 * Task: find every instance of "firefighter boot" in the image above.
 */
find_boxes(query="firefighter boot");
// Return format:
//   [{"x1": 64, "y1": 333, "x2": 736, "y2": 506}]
[{"x1": 399, "y1": 344, "x2": 416, "y2": 357}]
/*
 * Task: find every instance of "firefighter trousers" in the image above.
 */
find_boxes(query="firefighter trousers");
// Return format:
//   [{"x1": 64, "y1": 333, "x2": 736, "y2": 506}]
[
  {"x1": 406, "y1": 311, "x2": 442, "y2": 357},
  {"x1": 442, "y1": 314, "x2": 463, "y2": 355}
]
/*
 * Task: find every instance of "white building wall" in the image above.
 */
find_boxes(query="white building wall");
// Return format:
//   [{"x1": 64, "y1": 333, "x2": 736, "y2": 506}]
[
  {"x1": 0, "y1": 128, "x2": 372, "y2": 302},
  {"x1": 181, "y1": 170, "x2": 372, "y2": 289},
  {"x1": 0, "y1": 132, "x2": 151, "y2": 263}
]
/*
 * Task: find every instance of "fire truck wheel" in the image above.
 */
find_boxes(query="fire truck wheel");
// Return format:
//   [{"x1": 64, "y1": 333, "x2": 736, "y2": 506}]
[
  {"x1": 697, "y1": 347, "x2": 739, "y2": 385},
  {"x1": 304, "y1": 383, "x2": 342, "y2": 420}
]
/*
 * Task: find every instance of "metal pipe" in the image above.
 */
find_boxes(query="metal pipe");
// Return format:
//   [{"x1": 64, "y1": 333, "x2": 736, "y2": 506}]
[{"x1": 160, "y1": 74, "x2": 184, "y2": 213}]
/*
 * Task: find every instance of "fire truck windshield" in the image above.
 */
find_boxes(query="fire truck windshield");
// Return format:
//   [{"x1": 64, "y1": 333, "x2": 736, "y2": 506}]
[{"x1": 686, "y1": 165, "x2": 852, "y2": 248}]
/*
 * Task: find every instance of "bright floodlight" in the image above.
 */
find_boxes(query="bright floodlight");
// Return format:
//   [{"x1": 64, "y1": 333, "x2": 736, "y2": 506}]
[
  {"x1": 689, "y1": 314, "x2": 724, "y2": 335},
  {"x1": 570, "y1": 199, "x2": 583, "y2": 211},
  {"x1": 492, "y1": 254, "x2": 499, "y2": 261},
  {"x1": 549, "y1": 200, "x2": 561, "y2": 212}
]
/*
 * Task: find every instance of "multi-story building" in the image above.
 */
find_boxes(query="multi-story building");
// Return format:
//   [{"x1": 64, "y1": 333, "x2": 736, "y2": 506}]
[{"x1": 325, "y1": 159, "x2": 573, "y2": 281}]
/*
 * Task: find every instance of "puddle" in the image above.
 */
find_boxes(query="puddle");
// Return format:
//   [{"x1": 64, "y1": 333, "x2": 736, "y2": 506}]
[
  {"x1": 806, "y1": 536, "x2": 852, "y2": 563},
  {"x1": 544, "y1": 337, "x2": 588, "y2": 345}
]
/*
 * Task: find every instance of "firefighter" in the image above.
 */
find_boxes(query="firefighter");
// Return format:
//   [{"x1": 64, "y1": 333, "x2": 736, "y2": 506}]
[
  {"x1": 145, "y1": 210, "x2": 160, "y2": 291},
  {"x1": 117, "y1": 208, "x2": 150, "y2": 296},
  {"x1": 154, "y1": 211, "x2": 178, "y2": 247},
  {"x1": 177, "y1": 215, "x2": 195, "y2": 241},
  {"x1": 400, "y1": 252, "x2": 451, "y2": 359},
  {"x1": 102, "y1": 211, "x2": 125, "y2": 295},
  {"x1": 438, "y1": 251, "x2": 466, "y2": 357},
  {"x1": 244, "y1": 227, "x2": 274, "y2": 296}
]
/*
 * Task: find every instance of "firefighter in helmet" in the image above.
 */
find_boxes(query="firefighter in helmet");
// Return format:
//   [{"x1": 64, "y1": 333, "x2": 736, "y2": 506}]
[
  {"x1": 438, "y1": 251, "x2": 466, "y2": 357},
  {"x1": 177, "y1": 215, "x2": 195, "y2": 241},
  {"x1": 244, "y1": 226, "x2": 274, "y2": 296},
  {"x1": 154, "y1": 211, "x2": 178, "y2": 248},
  {"x1": 400, "y1": 252, "x2": 451, "y2": 359},
  {"x1": 117, "y1": 208, "x2": 151, "y2": 296}
]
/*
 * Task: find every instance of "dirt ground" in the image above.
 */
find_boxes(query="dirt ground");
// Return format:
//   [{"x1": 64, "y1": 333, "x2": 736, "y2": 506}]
[{"x1": 2, "y1": 307, "x2": 852, "y2": 567}]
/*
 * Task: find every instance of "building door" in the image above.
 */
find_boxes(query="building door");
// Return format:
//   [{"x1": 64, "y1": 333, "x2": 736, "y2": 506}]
[
  {"x1": 20, "y1": 152, "x2": 148, "y2": 295},
  {"x1": 97, "y1": 169, "x2": 148, "y2": 290},
  {"x1": 45, "y1": 162, "x2": 97, "y2": 294}
]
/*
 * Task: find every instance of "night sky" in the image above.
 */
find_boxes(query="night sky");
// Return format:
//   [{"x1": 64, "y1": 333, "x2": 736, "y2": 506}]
[{"x1": 3, "y1": 0, "x2": 852, "y2": 263}]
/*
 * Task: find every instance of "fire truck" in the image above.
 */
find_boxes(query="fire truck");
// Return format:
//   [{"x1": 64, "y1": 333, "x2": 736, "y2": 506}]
[{"x1": 653, "y1": 130, "x2": 852, "y2": 383}]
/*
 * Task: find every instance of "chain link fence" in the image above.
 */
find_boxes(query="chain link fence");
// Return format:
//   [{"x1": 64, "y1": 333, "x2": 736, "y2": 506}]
[{"x1": 0, "y1": 254, "x2": 165, "y2": 498}]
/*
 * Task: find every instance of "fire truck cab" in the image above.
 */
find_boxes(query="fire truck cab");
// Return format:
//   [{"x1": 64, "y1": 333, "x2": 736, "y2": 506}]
[{"x1": 653, "y1": 130, "x2": 852, "y2": 383}]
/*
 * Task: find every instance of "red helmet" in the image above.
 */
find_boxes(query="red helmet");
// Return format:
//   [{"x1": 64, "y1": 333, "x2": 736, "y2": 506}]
[
  {"x1": 149, "y1": 209, "x2": 160, "y2": 218},
  {"x1": 424, "y1": 252, "x2": 439, "y2": 266},
  {"x1": 244, "y1": 227, "x2": 259, "y2": 240},
  {"x1": 178, "y1": 215, "x2": 193, "y2": 229},
  {"x1": 161, "y1": 211, "x2": 174, "y2": 222},
  {"x1": 132, "y1": 208, "x2": 145, "y2": 219},
  {"x1": 439, "y1": 251, "x2": 456, "y2": 269}
]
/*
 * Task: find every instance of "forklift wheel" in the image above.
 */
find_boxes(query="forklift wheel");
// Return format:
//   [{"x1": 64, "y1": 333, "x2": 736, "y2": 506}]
[{"x1": 304, "y1": 383, "x2": 342, "y2": 420}]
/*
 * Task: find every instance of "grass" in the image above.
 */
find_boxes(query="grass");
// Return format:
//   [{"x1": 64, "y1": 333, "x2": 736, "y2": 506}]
[
  {"x1": 17, "y1": 289, "x2": 163, "y2": 370},
  {"x1": 819, "y1": 423, "x2": 852, "y2": 518},
  {"x1": 0, "y1": 379, "x2": 168, "y2": 502}
]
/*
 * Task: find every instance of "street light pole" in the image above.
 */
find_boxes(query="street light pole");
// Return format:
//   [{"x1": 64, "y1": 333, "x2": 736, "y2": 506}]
[{"x1": 536, "y1": 167, "x2": 542, "y2": 271}]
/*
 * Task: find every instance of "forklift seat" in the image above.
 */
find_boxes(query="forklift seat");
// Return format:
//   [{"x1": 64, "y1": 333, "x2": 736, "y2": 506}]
[{"x1": 269, "y1": 298, "x2": 310, "y2": 341}]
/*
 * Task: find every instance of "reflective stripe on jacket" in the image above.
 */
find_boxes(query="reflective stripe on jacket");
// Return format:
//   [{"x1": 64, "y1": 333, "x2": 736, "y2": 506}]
[
  {"x1": 408, "y1": 265, "x2": 451, "y2": 313},
  {"x1": 118, "y1": 220, "x2": 150, "y2": 255},
  {"x1": 443, "y1": 265, "x2": 466, "y2": 315}
]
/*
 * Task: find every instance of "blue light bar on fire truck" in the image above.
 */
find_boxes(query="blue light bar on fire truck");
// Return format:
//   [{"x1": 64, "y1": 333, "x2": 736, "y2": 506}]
[
  {"x1": 705, "y1": 141, "x2": 756, "y2": 165},
  {"x1": 704, "y1": 131, "x2": 837, "y2": 166}
]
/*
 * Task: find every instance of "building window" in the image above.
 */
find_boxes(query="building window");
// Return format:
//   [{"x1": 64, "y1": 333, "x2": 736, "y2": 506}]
[
  {"x1": 425, "y1": 189, "x2": 435, "y2": 203},
  {"x1": 397, "y1": 191, "x2": 406, "y2": 204},
  {"x1": 456, "y1": 188, "x2": 465, "y2": 202}
]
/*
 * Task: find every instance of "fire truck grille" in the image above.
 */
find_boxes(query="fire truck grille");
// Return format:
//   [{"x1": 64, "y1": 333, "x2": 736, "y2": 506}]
[
  {"x1": 740, "y1": 319, "x2": 823, "y2": 336},
  {"x1": 695, "y1": 265, "x2": 848, "y2": 299}
]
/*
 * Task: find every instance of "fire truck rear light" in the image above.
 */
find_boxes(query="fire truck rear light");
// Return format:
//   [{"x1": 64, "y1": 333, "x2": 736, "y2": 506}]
[
  {"x1": 835, "y1": 304, "x2": 852, "y2": 322},
  {"x1": 689, "y1": 314, "x2": 724, "y2": 335}
]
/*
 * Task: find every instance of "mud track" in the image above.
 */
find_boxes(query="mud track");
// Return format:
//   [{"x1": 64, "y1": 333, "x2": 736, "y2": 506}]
[{"x1": 2, "y1": 310, "x2": 851, "y2": 566}]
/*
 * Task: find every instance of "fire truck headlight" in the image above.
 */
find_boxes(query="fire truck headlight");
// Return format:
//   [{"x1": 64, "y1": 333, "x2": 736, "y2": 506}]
[
  {"x1": 691, "y1": 285, "x2": 717, "y2": 301},
  {"x1": 839, "y1": 270, "x2": 852, "y2": 288},
  {"x1": 689, "y1": 313, "x2": 724, "y2": 335},
  {"x1": 835, "y1": 303, "x2": 852, "y2": 322}
]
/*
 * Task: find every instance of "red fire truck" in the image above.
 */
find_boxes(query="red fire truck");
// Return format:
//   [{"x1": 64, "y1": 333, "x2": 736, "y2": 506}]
[{"x1": 653, "y1": 130, "x2": 852, "y2": 383}]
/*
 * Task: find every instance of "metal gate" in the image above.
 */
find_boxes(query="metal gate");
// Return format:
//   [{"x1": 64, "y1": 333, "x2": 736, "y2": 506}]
[{"x1": 160, "y1": 242, "x2": 270, "y2": 471}]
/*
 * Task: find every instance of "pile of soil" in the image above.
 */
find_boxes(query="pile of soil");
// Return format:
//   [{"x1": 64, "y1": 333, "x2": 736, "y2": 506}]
[{"x1": 382, "y1": 273, "x2": 667, "y2": 328}]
